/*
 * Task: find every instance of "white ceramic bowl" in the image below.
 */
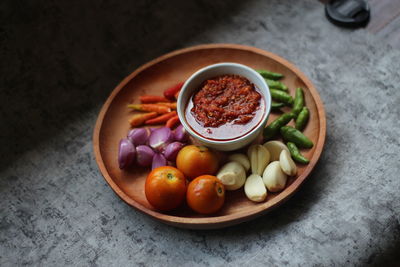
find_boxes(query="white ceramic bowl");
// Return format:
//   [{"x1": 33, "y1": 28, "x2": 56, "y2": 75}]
[{"x1": 177, "y1": 63, "x2": 271, "y2": 151}]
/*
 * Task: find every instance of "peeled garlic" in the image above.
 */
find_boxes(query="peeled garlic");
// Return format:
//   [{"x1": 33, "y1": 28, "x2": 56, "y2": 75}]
[
  {"x1": 263, "y1": 140, "x2": 290, "y2": 161},
  {"x1": 217, "y1": 162, "x2": 246, "y2": 190},
  {"x1": 279, "y1": 150, "x2": 297, "y2": 176},
  {"x1": 262, "y1": 161, "x2": 287, "y2": 192},
  {"x1": 244, "y1": 174, "x2": 267, "y2": 202},
  {"x1": 247, "y1": 144, "x2": 270, "y2": 175},
  {"x1": 228, "y1": 153, "x2": 250, "y2": 172}
]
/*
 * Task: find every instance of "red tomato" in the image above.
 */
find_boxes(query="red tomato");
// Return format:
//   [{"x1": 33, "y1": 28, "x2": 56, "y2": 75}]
[
  {"x1": 176, "y1": 145, "x2": 219, "y2": 180},
  {"x1": 186, "y1": 175, "x2": 225, "y2": 214},
  {"x1": 145, "y1": 166, "x2": 187, "y2": 211}
]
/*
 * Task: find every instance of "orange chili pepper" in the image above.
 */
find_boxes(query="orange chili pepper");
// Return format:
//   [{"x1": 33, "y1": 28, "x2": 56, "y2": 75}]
[
  {"x1": 127, "y1": 104, "x2": 171, "y2": 114},
  {"x1": 156, "y1": 102, "x2": 177, "y2": 109},
  {"x1": 129, "y1": 112, "x2": 158, "y2": 127},
  {"x1": 145, "y1": 111, "x2": 177, "y2": 125}
]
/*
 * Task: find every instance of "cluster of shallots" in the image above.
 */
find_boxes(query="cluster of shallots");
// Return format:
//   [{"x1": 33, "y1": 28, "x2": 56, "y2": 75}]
[{"x1": 118, "y1": 125, "x2": 188, "y2": 170}]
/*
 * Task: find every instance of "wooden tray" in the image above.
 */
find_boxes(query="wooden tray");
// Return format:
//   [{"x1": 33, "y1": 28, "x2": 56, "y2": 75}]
[{"x1": 93, "y1": 44, "x2": 326, "y2": 229}]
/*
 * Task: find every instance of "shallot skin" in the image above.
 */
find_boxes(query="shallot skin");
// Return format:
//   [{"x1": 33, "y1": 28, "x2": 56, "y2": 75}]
[
  {"x1": 164, "y1": 142, "x2": 185, "y2": 161},
  {"x1": 174, "y1": 124, "x2": 188, "y2": 143},
  {"x1": 152, "y1": 153, "x2": 167, "y2": 170},
  {"x1": 118, "y1": 138, "x2": 136, "y2": 169},
  {"x1": 127, "y1": 128, "x2": 150, "y2": 146},
  {"x1": 136, "y1": 145, "x2": 155, "y2": 167},
  {"x1": 149, "y1": 127, "x2": 174, "y2": 152}
]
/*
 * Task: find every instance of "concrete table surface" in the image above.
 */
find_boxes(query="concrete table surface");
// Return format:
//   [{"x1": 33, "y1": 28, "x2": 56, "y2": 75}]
[{"x1": 1, "y1": 0, "x2": 399, "y2": 266}]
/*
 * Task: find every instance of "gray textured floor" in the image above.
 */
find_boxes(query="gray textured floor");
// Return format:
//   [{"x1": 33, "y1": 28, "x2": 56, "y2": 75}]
[{"x1": 1, "y1": 0, "x2": 399, "y2": 266}]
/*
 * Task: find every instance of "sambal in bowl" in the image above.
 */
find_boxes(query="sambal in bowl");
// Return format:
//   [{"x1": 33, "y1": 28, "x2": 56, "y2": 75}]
[{"x1": 177, "y1": 63, "x2": 271, "y2": 151}]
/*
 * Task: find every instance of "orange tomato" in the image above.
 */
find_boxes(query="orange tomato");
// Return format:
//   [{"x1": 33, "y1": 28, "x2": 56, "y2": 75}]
[
  {"x1": 145, "y1": 166, "x2": 187, "y2": 211},
  {"x1": 176, "y1": 145, "x2": 219, "y2": 180},
  {"x1": 186, "y1": 175, "x2": 225, "y2": 214}
]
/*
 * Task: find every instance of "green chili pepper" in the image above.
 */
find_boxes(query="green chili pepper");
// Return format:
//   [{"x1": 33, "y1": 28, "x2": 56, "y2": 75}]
[
  {"x1": 271, "y1": 101, "x2": 285, "y2": 111},
  {"x1": 263, "y1": 113, "x2": 294, "y2": 140},
  {"x1": 257, "y1": 69, "x2": 284, "y2": 80},
  {"x1": 287, "y1": 142, "x2": 310, "y2": 164},
  {"x1": 280, "y1": 126, "x2": 313, "y2": 148},
  {"x1": 292, "y1": 88, "x2": 304, "y2": 117},
  {"x1": 295, "y1": 107, "x2": 310, "y2": 131},
  {"x1": 270, "y1": 89, "x2": 293, "y2": 106},
  {"x1": 265, "y1": 79, "x2": 288, "y2": 91}
]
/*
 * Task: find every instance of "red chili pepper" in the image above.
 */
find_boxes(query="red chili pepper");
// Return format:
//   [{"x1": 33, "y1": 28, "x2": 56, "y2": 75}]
[
  {"x1": 145, "y1": 111, "x2": 177, "y2": 125},
  {"x1": 174, "y1": 90, "x2": 181, "y2": 100},
  {"x1": 139, "y1": 95, "x2": 170, "y2": 104},
  {"x1": 165, "y1": 115, "x2": 180, "y2": 128},
  {"x1": 164, "y1": 82, "x2": 184, "y2": 100}
]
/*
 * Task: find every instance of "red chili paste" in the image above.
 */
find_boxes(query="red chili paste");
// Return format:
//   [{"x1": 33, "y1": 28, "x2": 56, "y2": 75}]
[
  {"x1": 185, "y1": 75, "x2": 265, "y2": 141},
  {"x1": 191, "y1": 75, "x2": 261, "y2": 127}
]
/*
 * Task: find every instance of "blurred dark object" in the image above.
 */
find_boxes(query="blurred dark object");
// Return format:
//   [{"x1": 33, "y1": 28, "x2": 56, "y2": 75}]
[{"x1": 325, "y1": 0, "x2": 370, "y2": 28}]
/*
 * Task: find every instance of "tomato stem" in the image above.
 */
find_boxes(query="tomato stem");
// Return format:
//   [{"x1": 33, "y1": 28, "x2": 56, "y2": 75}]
[
  {"x1": 197, "y1": 146, "x2": 208, "y2": 152},
  {"x1": 167, "y1": 173, "x2": 174, "y2": 180}
]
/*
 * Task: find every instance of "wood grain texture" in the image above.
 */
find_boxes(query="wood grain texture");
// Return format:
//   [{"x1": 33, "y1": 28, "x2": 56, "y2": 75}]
[{"x1": 93, "y1": 44, "x2": 326, "y2": 229}]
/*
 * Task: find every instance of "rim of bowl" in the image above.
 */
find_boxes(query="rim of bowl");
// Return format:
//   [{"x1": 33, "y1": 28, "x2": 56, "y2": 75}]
[{"x1": 177, "y1": 62, "x2": 271, "y2": 146}]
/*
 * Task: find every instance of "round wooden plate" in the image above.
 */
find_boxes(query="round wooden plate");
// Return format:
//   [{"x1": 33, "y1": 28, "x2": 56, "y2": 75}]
[{"x1": 93, "y1": 44, "x2": 326, "y2": 229}]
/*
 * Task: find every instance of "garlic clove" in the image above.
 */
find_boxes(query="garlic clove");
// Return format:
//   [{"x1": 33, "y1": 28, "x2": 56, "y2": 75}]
[
  {"x1": 228, "y1": 153, "x2": 250, "y2": 172},
  {"x1": 248, "y1": 144, "x2": 270, "y2": 175},
  {"x1": 262, "y1": 161, "x2": 287, "y2": 192},
  {"x1": 257, "y1": 145, "x2": 270, "y2": 175},
  {"x1": 263, "y1": 140, "x2": 290, "y2": 161},
  {"x1": 217, "y1": 162, "x2": 246, "y2": 190},
  {"x1": 244, "y1": 174, "x2": 267, "y2": 202},
  {"x1": 279, "y1": 150, "x2": 297, "y2": 176},
  {"x1": 248, "y1": 145, "x2": 258, "y2": 174}
]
